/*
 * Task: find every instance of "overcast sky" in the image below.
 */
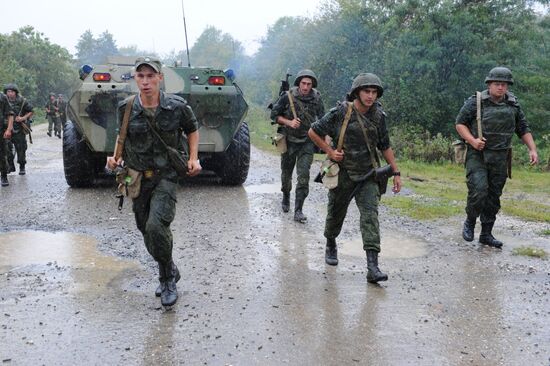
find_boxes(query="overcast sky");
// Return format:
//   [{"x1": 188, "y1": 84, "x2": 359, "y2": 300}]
[{"x1": 0, "y1": 0, "x2": 324, "y2": 57}]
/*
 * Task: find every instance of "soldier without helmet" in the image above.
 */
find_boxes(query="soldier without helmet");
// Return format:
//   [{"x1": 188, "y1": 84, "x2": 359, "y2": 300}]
[
  {"x1": 4, "y1": 83, "x2": 33, "y2": 176},
  {"x1": 456, "y1": 67, "x2": 538, "y2": 248},
  {"x1": 309, "y1": 73, "x2": 401, "y2": 283},
  {"x1": 270, "y1": 69, "x2": 325, "y2": 223}
]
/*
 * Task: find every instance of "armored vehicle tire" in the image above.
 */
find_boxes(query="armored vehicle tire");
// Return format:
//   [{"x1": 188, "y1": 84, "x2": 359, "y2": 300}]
[
  {"x1": 63, "y1": 121, "x2": 96, "y2": 188},
  {"x1": 217, "y1": 122, "x2": 250, "y2": 185}
]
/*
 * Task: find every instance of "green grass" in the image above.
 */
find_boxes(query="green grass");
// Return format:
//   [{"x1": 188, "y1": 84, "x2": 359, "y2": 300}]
[
  {"x1": 511, "y1": 246, "x2": 548, "y2": 259},
  {"x1": 540, "y1": 229, "x2": 550, "y2": 236},
  {"x1": 247, "y1": 104, "x2": 278, "y2": 152}
]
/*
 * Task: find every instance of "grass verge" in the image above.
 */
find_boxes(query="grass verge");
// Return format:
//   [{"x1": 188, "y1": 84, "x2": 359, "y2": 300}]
[{"x1": 511, "y1": 246, "x2": 548, "y2": 259}]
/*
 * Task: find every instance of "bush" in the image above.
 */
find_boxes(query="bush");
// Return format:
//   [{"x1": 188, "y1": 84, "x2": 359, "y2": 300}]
[{"x1": 390, "y1": 124, "x2": 454, "y2": 163}]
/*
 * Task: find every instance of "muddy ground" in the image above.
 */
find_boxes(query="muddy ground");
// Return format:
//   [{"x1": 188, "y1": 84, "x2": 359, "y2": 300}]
[{"x1": 1, "y1": 123, "x2": 549, "y2": 365}]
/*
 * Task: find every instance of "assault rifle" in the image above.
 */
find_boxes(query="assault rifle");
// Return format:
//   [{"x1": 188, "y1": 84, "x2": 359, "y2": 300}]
[{"x1": 267, "y1": 69, "x2": 292, "y2": 111}]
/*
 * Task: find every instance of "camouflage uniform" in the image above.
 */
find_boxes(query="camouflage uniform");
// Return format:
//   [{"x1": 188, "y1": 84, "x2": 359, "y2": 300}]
[
  {"x1": 57, "y1": 95, "x2": 67, "y2": 126},
  {"x1": 1, "y1": 93, "x2": 15, "y2": 184},
  {"x1": 7, "y1": 94, "x2": 33, "y2": 172},
  {"x1": 270, "y1": 73, "x2": 325, "y2": 220},
  {"x1": 119, "y1": 91, "x2": 198, "y2": 267},
  {"x1": 456, "y1": 90, "x2": 530, "y2": 229},
  {"x1": 45, "y1": 96, "x2": 60, "y2": 137},
  {"x1": 311, "y1": 100, "x2": 390, "y2": 252}
]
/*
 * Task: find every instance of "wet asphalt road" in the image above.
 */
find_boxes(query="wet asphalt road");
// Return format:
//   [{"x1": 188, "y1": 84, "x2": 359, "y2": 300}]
[{"x1": 1, "y1": 123, "x2": 550, "y2": 365}]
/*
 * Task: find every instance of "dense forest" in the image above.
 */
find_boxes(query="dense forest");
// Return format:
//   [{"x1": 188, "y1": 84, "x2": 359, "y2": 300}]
[{"x1": 1, "y1": 0, "x2": 548, "y2": 162}]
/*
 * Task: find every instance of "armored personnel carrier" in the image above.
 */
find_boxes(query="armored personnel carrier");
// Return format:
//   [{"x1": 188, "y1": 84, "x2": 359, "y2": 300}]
[{"x1": 64, "y1": 56, "x2": 250, "y2": 187}]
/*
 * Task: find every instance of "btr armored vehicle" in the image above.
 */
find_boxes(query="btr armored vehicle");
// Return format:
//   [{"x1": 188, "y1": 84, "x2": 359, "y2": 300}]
[{"x1": 64, "y1": 56, "x2": 250, "y2": 187}]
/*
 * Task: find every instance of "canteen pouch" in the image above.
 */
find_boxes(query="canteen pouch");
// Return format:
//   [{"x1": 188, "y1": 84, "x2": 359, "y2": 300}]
[
  {"x1": 272, "y1": 133, "x2": 287, "y2": 154},
  {"x1": 116, "y1": 166, "x2": 143, "y2": 199}
]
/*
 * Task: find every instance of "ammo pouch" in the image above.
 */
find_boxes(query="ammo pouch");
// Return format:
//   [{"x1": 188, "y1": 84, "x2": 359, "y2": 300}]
[
  {"x1": 374, "y1": 164, "x2": 393, "y2": 195},
  {"x1": 314, "y1": 159, "x2": 340, "y2": 189},
  {"x1": 166, "y1": 145, "x2": 188, "y2": 177},
  {"x1": 272, "y1": 132, "x2": 287, "y2": 154},
  {"x1": 116, "y1": 166, "x2": 142, "y2": 199}
]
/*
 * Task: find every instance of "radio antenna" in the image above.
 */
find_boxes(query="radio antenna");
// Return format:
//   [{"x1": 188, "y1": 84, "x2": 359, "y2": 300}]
[{"x1": 181, "y1": 0, "x2": 191, "y2": 67}]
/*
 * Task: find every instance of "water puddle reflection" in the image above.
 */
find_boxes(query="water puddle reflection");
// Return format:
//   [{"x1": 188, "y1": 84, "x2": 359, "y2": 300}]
[
  {"x1": 244, "y1": 183, "x2": 280, "y2": 194},
  {"x1": 339, "y1": 232, "x2": 428, "y2": 259},
  {"x1": 0, "y1": 231, "x2": 137, "y2": 292}
]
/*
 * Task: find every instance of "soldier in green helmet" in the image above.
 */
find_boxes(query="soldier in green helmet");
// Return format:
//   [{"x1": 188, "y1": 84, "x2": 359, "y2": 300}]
[
  {"x1": 309, "y1": 73, "x2": 401, "y2": 283},
  {"x1": 456, "y1": 67, "x2": 538, "y2": 248},
  {"x1": 4, "y1": 83, "x2": 33, "y2": 175},
  {"x1": 45, "y1": 93, "x2": 60, "y2": 138},
  {"x1": 270, "y1": 69, "x2": 325, "y2": 223}
]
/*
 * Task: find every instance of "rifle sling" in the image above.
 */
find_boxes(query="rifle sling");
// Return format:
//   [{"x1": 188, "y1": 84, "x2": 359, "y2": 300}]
[
  {"x1": 336, "y1": 102, "x2": 353, "y2": 151},
  {"x1": 476, "y1": 91, "x2": 482, "y2": 139},
  {"x1": 286, "y1": 91, "x2": 298, "y2": 120},
  {"x1": 114, "y1": 95, "x2": 136, "y2": 161},
  {"x1": 354, "y1": 106, "x2": 380, "y2": 169}
]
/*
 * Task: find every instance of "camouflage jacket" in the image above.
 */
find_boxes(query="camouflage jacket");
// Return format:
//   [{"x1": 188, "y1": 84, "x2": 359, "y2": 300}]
[
  {"x1": 455, "y1": 90, "x2": 530, "y2": 150},
  {"x1": 270, "y1": 86, "x2": 325, "y2": 143},
  {"x1": 118, "y1": 91, "x2": 198, "y2": 180},
  {"x1": 0, "y1": 93, "x2": 15, "y2": 130},
  {"x1": 8, "y1": 95, "x2": 33, "y2": 133},
  {"x1": 45, "y1": 100, "x2": 58, "y2": 116},
  {"x1": 311, "y1": 101, "x2": 390, "y2": 182}
]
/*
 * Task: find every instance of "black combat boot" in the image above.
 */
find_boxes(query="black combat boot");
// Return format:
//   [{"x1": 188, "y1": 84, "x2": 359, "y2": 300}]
[
  {"x1": 325, "y1": 238, "x2": 338, "y2": 266},
  {"x1": 281, "y1": 192, "x2": 290, "y2": 213},
  {"x1": 1, "y1": 173, "x2": 8, "y2": 187},
  {"x1": 8, "y1": 160, "x2": 15, "y2": 173},
  {"x1": 47, "y1": 131, "x2": 51, "y2": 137},
  {"x1": 462, "y1": 216, "x2": 476, "y2": 242},
  {"x1": 19, "y1": 164, "x2": 26, "y2": 175},
  {"x1": 161, "y1": 260, "x2": 179, "y2": 307},
  {"x1": 479, "y1": 223, "x2": 503, "y2": 248},
  {"x1": 366, "y1": 250, "x2": 388, "y2": 283},
  {"x1": 294, "y1": 198, "x2": 307, "y2": 223},
  {"x1": 155, "y1": 261, "x2": 180, "y2": 297}
]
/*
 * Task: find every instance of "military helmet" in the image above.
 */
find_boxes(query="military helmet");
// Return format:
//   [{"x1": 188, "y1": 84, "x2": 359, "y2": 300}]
[
  {"x1": 349, "y1": 73, "x2": 384, "y2": 99},
  {"x1": 3, "y1": 83, "x2": 19, "y2": 94},
  {"x1": 485, "y1": 67, "x2": 514, "y2": 85},
  {"x1": 294, "y1": 69, "x2": 318, "y2": 88}
]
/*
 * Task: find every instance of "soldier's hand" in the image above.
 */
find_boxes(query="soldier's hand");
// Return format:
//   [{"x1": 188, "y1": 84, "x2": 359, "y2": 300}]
[
  {"x1": 187, "y1": 159, "x2": 202, "y2": 177},
  {"x1": 329, "y1": 148, "x2": 344, "y2": 162},
  {"x1": 471, "y1": 137, "x2": 486, "y2": 151},
  {"x1": 3, "y1": 129, "x2": 12, "y2": 139},
  {"x1": 392, "y1": 175, "x2": 402, "y2": 194},
  {"x1": 287, "y1": 118, "x2": 301, "y2": 129},
  {"x1": 529, "y1": 150, "x2": 538, "y2": 165},
  {"x1": 15, "y1": 116, "x2": 24, "y2": 123},
  {"x1": 106, "y1": 156, "x2": 121, "y2": 171}
]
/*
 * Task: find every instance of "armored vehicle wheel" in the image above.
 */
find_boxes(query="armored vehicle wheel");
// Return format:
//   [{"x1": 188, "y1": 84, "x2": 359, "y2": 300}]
[
  {"x1": 217, "y1": 122, "x2": 250, "y2": 185},
  {"x1": 63, "y1": 121, "x2": 96, "y2": 188}
]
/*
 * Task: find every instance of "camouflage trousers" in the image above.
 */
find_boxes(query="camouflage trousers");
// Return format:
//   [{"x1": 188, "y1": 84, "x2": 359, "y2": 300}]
[
  {"x1": 0, "y1": 131, "x2": 8, "y2": 175},
  {"x1": 47, "y1": 115, "x2": 61, "y2": 135},
  {"x1": 11, "y1": 131, "x2": 27, "y2": 165},
  {"x1": 465, "y1": 148, "x2": 508, "y2": 224},
  {"x1": 132, "y1": 177, "x2": 177, "y2": 265},
  {"x1": 280, "y1": 141, "x2": 314, "y2": 202},
  {"x1": 324, "y1": 168, "x2": 381, "y2": 252}
]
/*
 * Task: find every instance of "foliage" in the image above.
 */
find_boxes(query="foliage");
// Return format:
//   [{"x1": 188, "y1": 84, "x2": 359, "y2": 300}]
[
  {"x1": 389, "y1": 125, "x2": 453, "y2": 162},
  {"x1": 0, "y1": 26, "x2": 78, "y2": 105},
  {"x1": 75, "y1": 30, "x2": 119, "y2": 65},
  {"x1": 511, "y1": 246, "x2": 548, "y2": 258}
]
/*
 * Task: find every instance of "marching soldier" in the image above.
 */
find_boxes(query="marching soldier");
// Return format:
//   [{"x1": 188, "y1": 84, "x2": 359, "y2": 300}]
[
  {"x1": 1, "y1": 91, "x2": 15, "y2": 186},
  {"x1": 45, "y1": 93, "x2": 60, "y2": 138},
  {"x1": 5, "y1": 83, "x2": 33, "y2": 175}
]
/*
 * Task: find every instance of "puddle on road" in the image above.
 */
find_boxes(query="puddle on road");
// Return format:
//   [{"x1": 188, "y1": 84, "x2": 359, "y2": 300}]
[
  {"x1": 339, "y1": 232, "x2": 428, "y2": 259},
  {"x1": 244, "y1": 183, "x2": 280, "y2": 194},
  {"x1": 0, "y1": 231, "x2": 138, "y2": 292}
]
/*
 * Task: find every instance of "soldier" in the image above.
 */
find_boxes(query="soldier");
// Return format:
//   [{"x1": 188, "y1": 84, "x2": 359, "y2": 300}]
[
  {"x1": 45, "y1": 93, "x2": 60, "y2": 138},
  {"x1": 1, "y1": 91, "x2": 15, "y2": 186},
  {"x1": 456, "y1": 67, "x2": 538, "y2": 248},
  {"x1": 308, "y1": 73, "x2": 401, "y2": 283},
  {"x1": 270, "y1": 69, "x2": 325, "y2": 223},
  {"x1": 106, "y1": 56, "x2": 201, "y2": 307},
  {"x1": 4, "y1": 84, "x2": 33, "y2": 175},
  {"x1": 57, "y1": 94, "x2": 67, "y2": 127}
]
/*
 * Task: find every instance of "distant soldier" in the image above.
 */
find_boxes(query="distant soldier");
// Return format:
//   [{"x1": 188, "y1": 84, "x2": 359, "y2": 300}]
[
  {"x1": 57, "y1": 94, "x2": 67, "y2": 127},
  {"x1": 106, "y1": 56, "x2": 201, "y2": 307},
  {"x1": 456, "y1": 67, "x2": 538, "y2": 248},
  {"x1": 5, "y1": 84, "x2": 33, "y2": 175},
  {"x1": 0, "y1": 91, "x2": 15, "y2": 186},
  {"x1": 308, "y1": 73, "x2": 401, "y2": 283},
  {"x1": 270, "y1": 69, "x2": 325, "y2": 223},
  {"x1": 45, "y1": 93, "x2": 60, "y2": 138}
]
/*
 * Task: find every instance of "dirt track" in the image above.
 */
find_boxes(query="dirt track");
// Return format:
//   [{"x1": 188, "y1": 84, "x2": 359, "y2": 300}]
[{"x1": 1, "y1": 123, "x2": 549, "y2": 365}]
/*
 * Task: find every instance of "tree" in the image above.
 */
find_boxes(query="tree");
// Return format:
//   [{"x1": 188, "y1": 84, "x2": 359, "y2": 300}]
[{"x1": 75, "y1": 30, "x2": 119, "y2": 65}]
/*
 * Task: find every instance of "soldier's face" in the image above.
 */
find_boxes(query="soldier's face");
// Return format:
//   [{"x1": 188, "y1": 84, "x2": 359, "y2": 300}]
[
  {"x1": 488, "y1": 81, "x2": 508, "y2": 99},
  {"x1": 357, "y1": 87, "x2": 378, "y2": 108},
  {"x1": 6, "y1": 90, "x2": 16, "y2": 100},
  {"x1": 298, "y1": 78, "x2": 313, "y2": 96},
  {"x1": 135, "y1": 65, "x2": 163, "y2": 98}
]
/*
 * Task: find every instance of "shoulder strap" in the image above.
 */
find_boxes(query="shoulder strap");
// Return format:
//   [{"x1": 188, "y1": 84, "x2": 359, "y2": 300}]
[
  {"x1": 336, "y1": 102, "x2": 353, "y2": 151},
  {"x1": 287, "y1": 91, "x2": 298, "y2": 120},
  {"x1": 143, "y1": 111, "x2": 172, "y2": 151},
  {"x1": 113, "y1": 95, "x2": 136, "y2": 161},
  {"x1": 18, "y1": 98, "x2": 27, "y2": 117},
  {"x1": 476, "y1": 91, "x2": 483, "y2": 139},
  {"x1": 355, "y1": 106, "x2": 380, "y2": 168}
]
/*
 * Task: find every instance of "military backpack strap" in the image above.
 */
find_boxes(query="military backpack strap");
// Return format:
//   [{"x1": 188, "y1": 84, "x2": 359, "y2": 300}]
[
  {"x1": 476, "y1": 91, "x2": 483, "y2": 139},
  {"x1": 18, "y1": 98, "x2": 26, "y2": 117},
  {"x1": 113, "y1": 95, "x2": 136, "y2": 161},
  {"x1": 336, "y1": 102, "x2": 353, "y2": 151},
  {"x1": 287, "y1": 91, "x2": 298, "y2": 120},
  {"x1": 355, "y1": 105, "x2": 380, "y2": 168}
]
